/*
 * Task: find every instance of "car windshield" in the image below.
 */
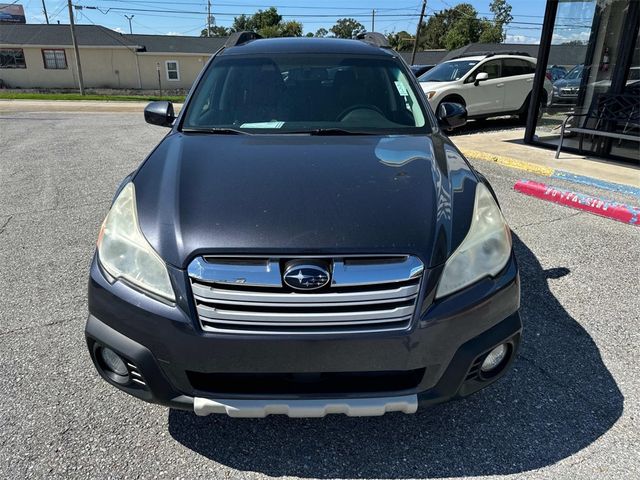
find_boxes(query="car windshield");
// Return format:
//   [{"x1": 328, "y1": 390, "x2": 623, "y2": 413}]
[
  {"x1": 418, "y1": 60, "x2": 479, "y2": 82},
  {"x1": 564, "y1": 65, "x2": 583, "y2": 80},
  {"x1": 181, "y1": 53, "x2": 430, "y2": 134}
]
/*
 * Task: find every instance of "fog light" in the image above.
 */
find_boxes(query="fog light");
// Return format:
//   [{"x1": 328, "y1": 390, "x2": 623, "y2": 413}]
[
  {"x1": 481, "y1": 344, "x2": 508, "y2": 373},
  {"x1": 99, "y1": 347, "x2": 129, "y2": 376}
]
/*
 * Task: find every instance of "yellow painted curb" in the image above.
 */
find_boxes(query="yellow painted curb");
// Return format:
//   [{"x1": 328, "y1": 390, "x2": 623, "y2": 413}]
[{"x1": 461, "y1": 149, "x2": 555, "y2": 177}]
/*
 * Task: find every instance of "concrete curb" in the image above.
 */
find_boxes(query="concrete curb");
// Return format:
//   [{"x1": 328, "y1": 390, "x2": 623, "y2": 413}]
[
  {"x1": 461, "y1": 149, "x2": 555, "y2": 176},
  {"x1": 461, "y1": 148, "x2": 639, "y2": 198},
  {"x1": 514, "y1": 180, "x2": 640, "y2": 226}
]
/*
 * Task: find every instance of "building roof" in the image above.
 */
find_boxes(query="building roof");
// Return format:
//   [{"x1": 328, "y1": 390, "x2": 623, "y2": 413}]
[
  {"x1": 399, "y1": 50, "x2": 448, "y2": 65},
  {"x1": 125, "y1": 33, "x2": 226, "y2": 53},
  {"x1": 439, "y1": 42, "x2": 587, "y2": 66},
  {"x1": 0, "y1": 24, "x2": 139, "y2": 48},
  {"x1": 0, "y1": 24, "x2": 226, "y2": 53},
  {"x1": 221, "y1": 37, "x2": 394, "y2": 56},
  {"x1": 0, "y1": 25, "x2": 588, "y2": 66},
  {"x1": 442, "y1": 43, "x2": 540, "y2": 62}
]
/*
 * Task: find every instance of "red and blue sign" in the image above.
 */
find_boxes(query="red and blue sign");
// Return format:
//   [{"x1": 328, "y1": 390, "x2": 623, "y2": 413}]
[{"x1": 514, "y1": 180, "x2": 640, "y2": 226}]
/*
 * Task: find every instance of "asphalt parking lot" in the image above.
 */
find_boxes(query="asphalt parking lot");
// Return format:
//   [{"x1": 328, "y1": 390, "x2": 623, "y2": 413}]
[{"x1": 0, "y1": 110, "x2": 638, "y2": 480}]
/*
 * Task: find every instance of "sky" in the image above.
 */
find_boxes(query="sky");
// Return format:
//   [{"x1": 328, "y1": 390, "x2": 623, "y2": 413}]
[{"x1": 18, "y1": 1, "x2": 556, "y2": 44}]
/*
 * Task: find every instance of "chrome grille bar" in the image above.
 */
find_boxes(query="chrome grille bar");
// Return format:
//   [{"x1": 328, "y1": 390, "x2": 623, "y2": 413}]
[
  {"x1": 188, "y1": 255, "x2": 424, "y2": 335},
  {"x1": 191, "y1": 282, "x2": 420, "y2": 305}
]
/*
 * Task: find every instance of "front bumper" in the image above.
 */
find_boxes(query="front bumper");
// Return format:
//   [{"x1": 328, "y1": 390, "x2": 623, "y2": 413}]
[{"x1": 86, "y1": 254, "x2": 522, "y2": 416}]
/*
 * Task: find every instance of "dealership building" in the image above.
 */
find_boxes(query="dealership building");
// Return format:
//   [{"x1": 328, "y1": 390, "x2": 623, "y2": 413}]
[{"x1": 525, "y1": 0, "x2": 639, "y2": 163}]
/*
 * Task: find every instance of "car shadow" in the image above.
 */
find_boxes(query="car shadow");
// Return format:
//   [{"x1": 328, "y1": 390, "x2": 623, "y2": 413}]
[
  {"x1": 168, "y1": 235, "x2": 622, "y2": 478},
  {"x1": 448, "y1": 116, "x2": 525, "y2": 136}
]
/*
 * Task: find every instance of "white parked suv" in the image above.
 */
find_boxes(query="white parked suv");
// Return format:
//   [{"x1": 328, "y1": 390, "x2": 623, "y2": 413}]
[{"x1": 418, "y1": 52, "x2": 552, "y2": 124}]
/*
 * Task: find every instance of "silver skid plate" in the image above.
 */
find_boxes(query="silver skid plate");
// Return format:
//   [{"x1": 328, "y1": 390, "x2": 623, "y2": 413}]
[{"x1": 193, "y1": 395, "x2": 418, "y2": 418}]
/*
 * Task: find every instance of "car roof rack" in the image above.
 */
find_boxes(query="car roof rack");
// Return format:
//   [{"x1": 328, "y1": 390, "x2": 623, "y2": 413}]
[
  {"x1": 449, "y1": 50, "x2": 532, "y2": 60},
  {"x1": 356, "y1": 32, "x2": 391, "y2": 49},
  {"x1": 224, "y1": 31, "x2": 262, "y2": 48}
]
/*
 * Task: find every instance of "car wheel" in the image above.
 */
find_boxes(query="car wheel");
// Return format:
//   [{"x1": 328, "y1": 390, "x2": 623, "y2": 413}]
[{"x1": 518, "y1": 95, "x2": 545, "y2": 124}]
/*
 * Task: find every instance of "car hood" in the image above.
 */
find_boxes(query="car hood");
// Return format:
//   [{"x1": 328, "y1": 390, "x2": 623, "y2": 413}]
[
  {"x1": 133, "y1": 132, "x2": 478, "y2": 269},
  {"x1": 420, "y1": 81, "x2": 447, "y2": 92},
  {"x1": 554, "y1": 77, "x2": 580, "y2": 88}
]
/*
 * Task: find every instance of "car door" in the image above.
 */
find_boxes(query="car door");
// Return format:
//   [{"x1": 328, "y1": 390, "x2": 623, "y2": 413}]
[
  {"x1": 461, "y1": 59, "x2": 504, "y2": 116},
  {"x1": 501, "y1": 58, "x2": 536, "y2": 111}
]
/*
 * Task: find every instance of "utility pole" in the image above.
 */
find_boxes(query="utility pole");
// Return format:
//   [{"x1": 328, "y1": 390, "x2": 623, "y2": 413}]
[
  {"x1": 411, "y1": 0, "x2": 426, "y2": 65},
  {"x1": 67, "y1": 0, "x2": 85, "y2": 95},
  {"x1": 125, "y1": 14, "x2": 134, "y2": 34},
  {"x1": 41, "y1": 0, "x2": 50, "y2": 24},
  {"x1": 207, "y1": 0, "x2": 212, "y2": 37},
  {"x1": 156, "y1": 62, "x2": 163, "y2": 98},
  {"x1": 371, "y1": 9, "x2": 375, "y2": 32}
]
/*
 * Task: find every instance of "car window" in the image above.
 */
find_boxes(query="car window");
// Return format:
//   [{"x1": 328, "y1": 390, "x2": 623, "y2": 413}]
[
  {"x1": 564, "y1": 65, "x2": 583, "y2": 80},
  {"x1": 475, "y1": 59, "x2": 501, "y2": 79},
  {"x1": 502, "y1": 58, "x2": 534, "y2": 77},
  {"x1": 419, "y1": 60, "x2": 479, "y2": 82},
  {"x1": 182, "y1": 54, "x2": 429, "y2": 134}
]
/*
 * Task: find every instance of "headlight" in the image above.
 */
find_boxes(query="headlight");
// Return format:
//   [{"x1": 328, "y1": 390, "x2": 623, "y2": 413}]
[
  {"x1": 435, "y1": 183, "x2": 512, "y2": 299},
  {"x1": 97, "y1": 182, "x2": 175, "y2": 301},
  {"x1": 425, "y1": 90, "x2": 437, "y2": 100}
]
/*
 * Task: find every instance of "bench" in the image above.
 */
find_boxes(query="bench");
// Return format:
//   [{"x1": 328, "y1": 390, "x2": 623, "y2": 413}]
[{"x1": 556, "y1": 92, "x2": 640, "y2": 158}]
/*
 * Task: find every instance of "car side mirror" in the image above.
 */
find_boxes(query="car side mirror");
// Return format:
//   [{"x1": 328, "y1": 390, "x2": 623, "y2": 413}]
[
  {"x1": 144, "y1": 101, "x2": 175, "y2": 127},
  {"x1": 474, "y1": 72, "x2": 489, "y2": 86},
  {"x1": 437, "y1": 102, "x2": 467, "y2": 130}
]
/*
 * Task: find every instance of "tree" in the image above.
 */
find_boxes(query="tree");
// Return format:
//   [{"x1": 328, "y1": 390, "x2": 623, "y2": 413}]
[
  {"x1": 200, "y1": 25, "x2": 230, "y2": 37},
  {"x1": 231, "y1": 14, "x2": 251, "y2": 32},
  {"x1": 314, "y1": 27, "x2": 328, "y2": 38},
  {"x1": 250, "y1": 7, "x2": 282, "y2": 32},
  {"x1": 418, "y1": 1, "x2": 513, "y2": 50},
  {"x1": 387, "y1": 31, "x2": 414, "y2": 51},
  {"x1": 280, "y1": 20, "x2": 303, "y2": 37},
  {"x1": 330, "y1": 18, "x2": 365, "y2": 39},
  {"x1": 229, "y1": 7, "x2": 303, "y2": 38},
  {"x1": 442, "y1": 4, "x2": 483, "y2": 50},
  {"x1": 479, "y1": 0, "x2": 513, "y2": 43},
  {"x1": 419, "y1": 4, "x2": 481, "y2": 49}
]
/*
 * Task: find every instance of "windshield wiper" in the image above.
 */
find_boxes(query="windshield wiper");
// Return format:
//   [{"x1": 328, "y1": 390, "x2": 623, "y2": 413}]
[
  {"x1": 304, "y1": 128, "x2": 375, "y2": 136},
  {"x1": 182, "y1": 127, "x2": 250, "y2": 135}
]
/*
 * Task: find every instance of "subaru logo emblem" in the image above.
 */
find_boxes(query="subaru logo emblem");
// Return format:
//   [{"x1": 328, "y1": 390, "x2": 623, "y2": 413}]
[{"x1": 283, "y1": 263, "x2": 330, "y2": 291}]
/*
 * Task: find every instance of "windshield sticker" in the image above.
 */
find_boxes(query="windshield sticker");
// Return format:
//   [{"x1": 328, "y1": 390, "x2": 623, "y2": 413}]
[{"x1": 394, "y1": 81, "x2": 409, "y2": 97}]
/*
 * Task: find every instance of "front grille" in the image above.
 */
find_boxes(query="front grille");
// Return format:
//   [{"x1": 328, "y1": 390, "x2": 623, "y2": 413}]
[{"x1": 187, "y1": 255, "x2": 424, "y2": 335}]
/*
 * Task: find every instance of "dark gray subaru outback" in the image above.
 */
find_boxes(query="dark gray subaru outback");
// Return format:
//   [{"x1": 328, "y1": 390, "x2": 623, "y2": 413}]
[{"x1": 86, "y1": 33, "x2": 521, "y2": 418}]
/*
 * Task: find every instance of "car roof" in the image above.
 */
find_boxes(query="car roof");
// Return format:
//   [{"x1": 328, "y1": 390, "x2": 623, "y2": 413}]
[
  {"x1": 220, "y1": 37, "x2": 396, "y2": 57},
  {"x1": 445, "y1": 54, "x2": 534, "y2": 63}
]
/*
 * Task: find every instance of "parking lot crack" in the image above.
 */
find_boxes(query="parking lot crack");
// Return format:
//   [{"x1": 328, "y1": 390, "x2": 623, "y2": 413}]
[
  {"x1": 3, "y1": 200, "x2": 110, "y2": 218},
  {"x1": 518, "y1": 353, "x2": 609, "y2": 411},
  {"x1": 0, "y1": 215, "x2": 12, "y2": 235},
  {"x1": 512, "y1": 211, "x2": 582, "y2": 229},
  {"x1": 0, "y1": 318, "x2": 74, "y2": 337}
]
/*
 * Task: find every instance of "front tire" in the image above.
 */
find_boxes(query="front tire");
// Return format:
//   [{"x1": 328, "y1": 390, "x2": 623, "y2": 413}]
[{"x1": 519, "y1": 93, "x2": 546, "y2": 124}]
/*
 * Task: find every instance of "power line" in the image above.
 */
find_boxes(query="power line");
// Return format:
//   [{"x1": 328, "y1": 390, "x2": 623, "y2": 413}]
[
  {"x1": 99, "y1": 0, "x2": 422, "y2": 12},
  {"x1": 74, "y1": 4, "x2": 590, "y2": 27}
]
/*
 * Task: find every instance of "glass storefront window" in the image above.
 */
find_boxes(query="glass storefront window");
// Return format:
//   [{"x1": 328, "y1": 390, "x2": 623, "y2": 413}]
[{"x1": 530, "y1": 0, "x2": 639, "y2": 163}]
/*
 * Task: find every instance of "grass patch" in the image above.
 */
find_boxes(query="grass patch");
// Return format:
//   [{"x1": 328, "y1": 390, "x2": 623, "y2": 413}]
[{"x1": 0, "y1": 92, "x2": 185, "y2": 102}]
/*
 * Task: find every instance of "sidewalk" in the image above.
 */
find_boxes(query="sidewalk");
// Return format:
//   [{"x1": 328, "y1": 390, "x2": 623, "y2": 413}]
[
  {"x1": 0, "y1": 99, "x2": 183, "y2": 113},
  {"x1": 453, "y1": 127, "x2": 640, "y2": 189}
]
